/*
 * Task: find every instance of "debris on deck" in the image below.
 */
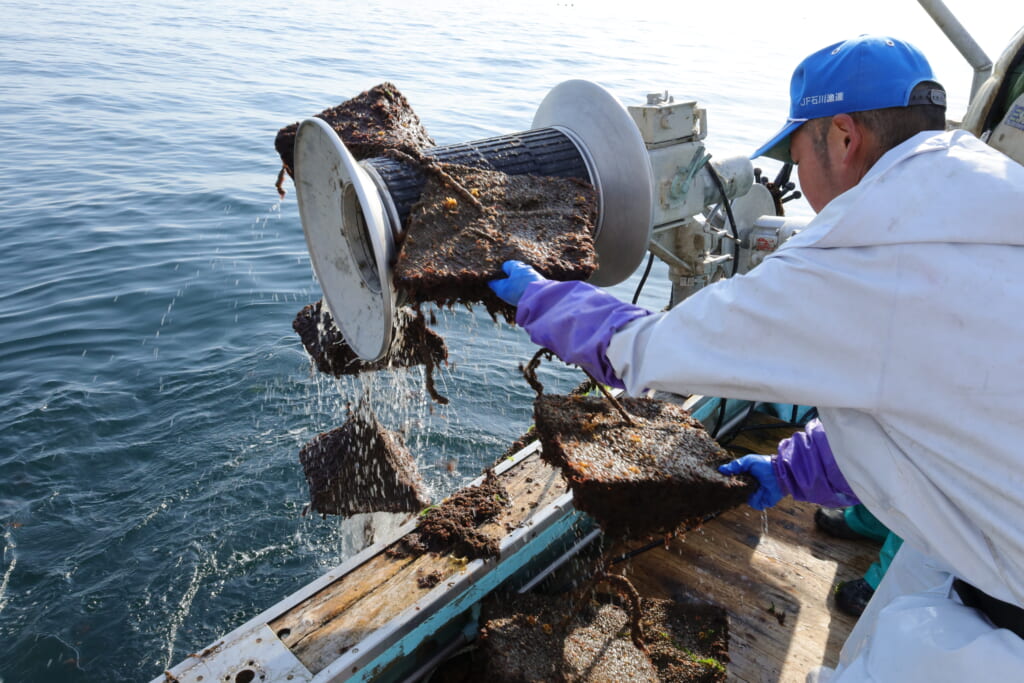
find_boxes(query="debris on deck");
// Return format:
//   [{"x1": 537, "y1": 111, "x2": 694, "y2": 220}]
[
  {"x1": 433, "y1": 579, "x2": 729, "y2": 682},
  {"x1": 388, "y1": 471, "x2": 508, "y2": 560}
]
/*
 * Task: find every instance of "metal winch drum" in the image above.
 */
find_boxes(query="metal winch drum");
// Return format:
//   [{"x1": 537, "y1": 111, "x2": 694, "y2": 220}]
[{"x1": 293, "y1": 80, "x2": 656, "y2": 361}]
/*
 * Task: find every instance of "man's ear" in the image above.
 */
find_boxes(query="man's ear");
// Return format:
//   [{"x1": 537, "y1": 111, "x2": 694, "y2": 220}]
[
  {"x1": 829, "y1": 113, "x2": 874, "y2": 183},
  {"x1": 829, "y1": 114, "x2": 861, "y2": 163}
]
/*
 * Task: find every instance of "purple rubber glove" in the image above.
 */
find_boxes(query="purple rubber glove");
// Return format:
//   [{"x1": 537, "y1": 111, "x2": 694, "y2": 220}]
[
  {"x1": 488, "y1": 260, "x2": 545, "y2": 306},
  {"x1": 718, "y1": 455, "x2": 784, "y2": 510},
  {"x1": 774, "y1": 419, "x2": 860, "y2": 507},
  {"x1": 515, "y1": 275, "x2": 652, "y2": 388}
]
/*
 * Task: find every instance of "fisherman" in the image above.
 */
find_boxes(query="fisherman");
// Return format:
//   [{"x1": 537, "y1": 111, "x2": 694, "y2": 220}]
[{"x1": 490, "y1": 35, "x2": 1024, "y2": 680}]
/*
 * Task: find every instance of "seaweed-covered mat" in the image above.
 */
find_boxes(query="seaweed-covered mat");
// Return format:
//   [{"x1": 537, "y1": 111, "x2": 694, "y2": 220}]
[
  {"x1": 275, "y1": 82, "x2": 434, "y2": 183},
  {"x1": 393, "y1": 162, "x2": 598, "y2": 320},
  {"x1": 533, "y1": 394, "x2": 754, "y2": 536},
  {"x1": 432, "y1": 588, "x2": 729, "y2": 682},
  {"x1": 292, "y1": 300, "x2": 449, "y2": 403},
  {"x1": 298, "y1": 405, "x2": 430, "y2": 517},
  {"x1": 387, "y1": 471, "x2": 508, "y2": 561}
]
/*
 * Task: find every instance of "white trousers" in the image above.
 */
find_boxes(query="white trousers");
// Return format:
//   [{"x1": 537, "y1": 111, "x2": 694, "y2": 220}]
[{"x1": 818, "y1": 544, "x2": 1024, "y2": 682}]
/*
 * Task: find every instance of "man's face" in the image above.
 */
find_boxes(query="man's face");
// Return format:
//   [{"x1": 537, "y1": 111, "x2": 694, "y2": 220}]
[{"x1": 790, "y1": 119, "x2": 840, "y2": 213}]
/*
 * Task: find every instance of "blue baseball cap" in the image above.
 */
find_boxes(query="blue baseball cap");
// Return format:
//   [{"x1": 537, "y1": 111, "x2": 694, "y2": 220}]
[{"x1": 752, "y1": 35, "x2": 942, "y2": 162}]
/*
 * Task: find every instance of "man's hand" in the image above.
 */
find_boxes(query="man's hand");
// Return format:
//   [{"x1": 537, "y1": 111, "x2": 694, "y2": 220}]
[
  {"x1": 719, "y1": 454, "x2": 784, "y2": 510},
  {"x1": 488, "y1": 260, "x2": 545, "y2": 306}
]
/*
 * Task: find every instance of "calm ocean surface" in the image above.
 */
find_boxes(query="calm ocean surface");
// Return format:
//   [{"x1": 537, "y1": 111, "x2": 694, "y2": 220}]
[{"x1": 0, "y1": 1, "x2": 1011, "y2": 680}]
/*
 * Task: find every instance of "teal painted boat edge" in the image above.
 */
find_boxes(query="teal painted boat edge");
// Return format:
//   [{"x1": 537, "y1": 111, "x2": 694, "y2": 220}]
[{"x1": 362, "y1": 511, "x2": 589, "y2": 681}]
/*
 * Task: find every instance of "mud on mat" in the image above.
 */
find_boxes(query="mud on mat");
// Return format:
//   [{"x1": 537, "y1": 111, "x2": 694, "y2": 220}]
[
  {"x1": 298, "y1": 406, "x2": 430, "y2": 517},
  {"x1": 393, "y1": 163, "x2": 598, "y2": 319},
  {"x1": 533, "y1": 394, "x2": 754, "y2": 536}
]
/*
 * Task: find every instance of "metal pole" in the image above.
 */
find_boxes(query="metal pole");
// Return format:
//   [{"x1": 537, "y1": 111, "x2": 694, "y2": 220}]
[{"x1": 917, "y1": 0, "x2": 993, "y2": 100}]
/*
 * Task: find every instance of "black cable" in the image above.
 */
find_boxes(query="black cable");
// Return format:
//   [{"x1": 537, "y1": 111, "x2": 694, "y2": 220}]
[
  {"x1": 730, "y1": 400, "x2": 758, "y2": 438},
  {"x1": 709, "y1": 398, "x2": 727, "y2": 439},
  {"x1": 608, "y1": 537, "x2": 664, "y2": 565},
  {"x1": 710, "y1": 398, "x2": 760, "y2": 442},
  {"x1": 705, "y1": 163, "x2": 740, "y2": 276},
  {"x1": 631, "y1": 252, "x2": 655, "y2": 305}
]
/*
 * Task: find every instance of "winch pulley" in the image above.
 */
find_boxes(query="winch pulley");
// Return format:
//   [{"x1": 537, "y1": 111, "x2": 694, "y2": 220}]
[{"x1": 294, "y1": 79, "x2": 794, "y2": 361}]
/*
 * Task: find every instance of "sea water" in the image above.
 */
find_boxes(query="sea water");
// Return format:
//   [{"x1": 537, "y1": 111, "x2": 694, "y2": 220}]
[{"x1": 0, "y1": 0, "x2": 1011, "y2": 680}]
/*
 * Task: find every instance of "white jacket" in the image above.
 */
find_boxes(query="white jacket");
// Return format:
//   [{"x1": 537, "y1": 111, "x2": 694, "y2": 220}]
[{"x1": 608, "y1": 130, "x2": 1024, "y2": 676}]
